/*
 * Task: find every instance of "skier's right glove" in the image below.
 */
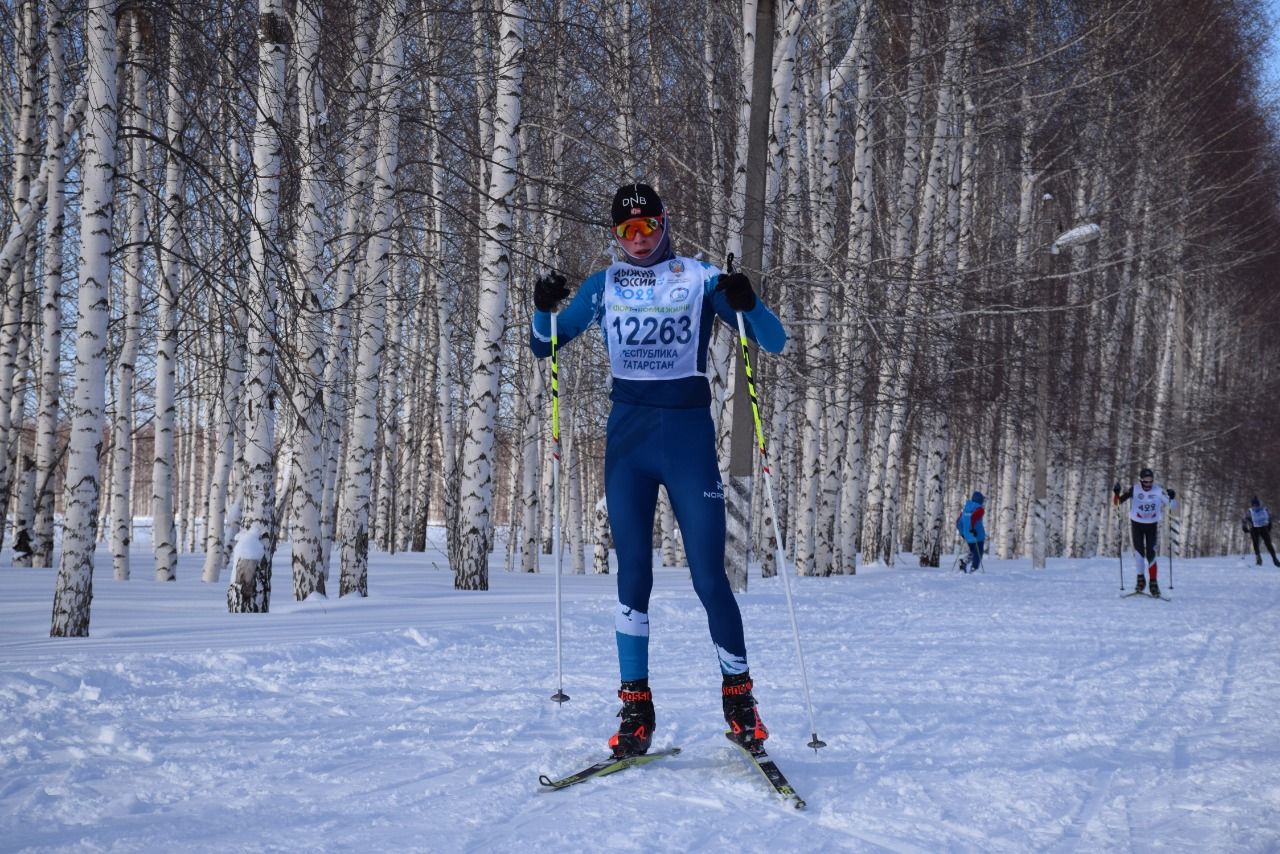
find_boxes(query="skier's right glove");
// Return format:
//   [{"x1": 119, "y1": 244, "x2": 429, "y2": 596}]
[
  {"x1": 533, "y1": 272, "x2": 571, "y2": 312},
  {"x1": 1112, "y1": 482, "x2": 1122, "y2": 495}
]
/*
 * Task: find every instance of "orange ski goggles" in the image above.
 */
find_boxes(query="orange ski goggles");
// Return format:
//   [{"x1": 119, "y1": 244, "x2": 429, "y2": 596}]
[{"x1": 613, "y1": 215, "x2": 664, "y2": 241}]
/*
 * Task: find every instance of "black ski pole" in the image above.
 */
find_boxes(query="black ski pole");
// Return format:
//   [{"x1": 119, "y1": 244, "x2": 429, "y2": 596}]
[{"x1": 1117, "y1": 501, "x2": 1125, "y2": 591}]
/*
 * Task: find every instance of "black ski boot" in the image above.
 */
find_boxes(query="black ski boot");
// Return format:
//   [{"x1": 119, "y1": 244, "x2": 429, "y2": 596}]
[
  {"x1": 722, "y1": 672, "x2": 768, "y2": 746},
  {"x1": 1134, "y1": 575, "x2": 1146, "y2": 594},
  {"x1": 1257, "y1": 556, "x2": 1263, "y2": 566},
  {"x1": 1149, "y1": 578, "x2": 1160, "y2": 598},
  {"x1": 608, "y1": 680, "x2": 655, "y2": 758}
]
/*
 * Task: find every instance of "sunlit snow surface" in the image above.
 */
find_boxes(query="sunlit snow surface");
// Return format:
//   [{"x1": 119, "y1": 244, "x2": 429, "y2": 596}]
[{"x1": 2, "y1": 532, "x2": 1278, "y2": 853}]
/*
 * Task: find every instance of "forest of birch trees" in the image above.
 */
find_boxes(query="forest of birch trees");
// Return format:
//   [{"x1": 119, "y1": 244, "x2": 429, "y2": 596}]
[{"x1": 3, "y1": 0, "x2": 1279, "y2": 635}]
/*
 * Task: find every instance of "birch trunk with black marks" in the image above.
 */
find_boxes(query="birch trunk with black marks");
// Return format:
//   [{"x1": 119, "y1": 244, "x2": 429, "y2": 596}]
[
  {"x1": 51, "y1": 0, "x2": 117, "y2": 637},
  {"x1": 228, "y1": 0, "x2": 288, "y2": 613},
  {"x1": 339, "y1": 0, "x2": 402, "y2": 598},
  {"x1": 32, "y1": 0, "x2": 68, "y2": 569},
  {"x1": 289, "y1": 0, "x2": 329, "y2": 599},
  {"x1": 451, "y1": 0, "x2": 525, "y2": 591},
  {"x1": 152, "y1": 18, "x2": 185, "y2": 582},
  {"x1": 109, "y1": 14, "x2": 149, "y2": 582}
]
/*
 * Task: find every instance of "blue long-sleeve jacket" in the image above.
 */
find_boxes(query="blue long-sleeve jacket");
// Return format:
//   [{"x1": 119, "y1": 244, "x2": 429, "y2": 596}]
[
  {"x1": 957, "y1": 499, "x2": 986, "y2": 543},
  {"x1": 530, "y1": 256, "x2": 785, "y2": 409}
]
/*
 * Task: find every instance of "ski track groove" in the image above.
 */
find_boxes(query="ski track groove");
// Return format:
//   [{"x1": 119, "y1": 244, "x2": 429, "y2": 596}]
[
  {"x1": 1046, "y1": 614, "x2": 1214, "y2": 851},
  {"x1": 1044, "y1": 571, "x2": 1280, "y2": 852}
]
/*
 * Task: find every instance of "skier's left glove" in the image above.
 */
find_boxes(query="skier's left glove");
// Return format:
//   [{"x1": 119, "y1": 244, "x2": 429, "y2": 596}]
[
  {"x1": 1167, "y1": 489, "x2": 1176, "y2": 500},
  {"x1": 716, "y1": 272, "x2": 757, "y2": 312}
]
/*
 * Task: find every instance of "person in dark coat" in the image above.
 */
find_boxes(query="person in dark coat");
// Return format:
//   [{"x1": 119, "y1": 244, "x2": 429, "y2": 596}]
[{"x1": 1243, "y1": 496, "x2": 1280, "y2": 567}]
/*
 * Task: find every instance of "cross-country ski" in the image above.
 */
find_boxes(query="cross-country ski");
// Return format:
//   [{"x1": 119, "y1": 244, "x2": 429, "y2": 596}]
[{"x1": 539, "y1": 747, "x2": 682, "y2": 791}]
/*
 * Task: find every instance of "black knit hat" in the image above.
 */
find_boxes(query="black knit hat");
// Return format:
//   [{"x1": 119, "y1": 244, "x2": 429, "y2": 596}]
[
  {"x1": 1139, "y1": 467, "x2": 1154, "y2": 479},
  {"x1": 611, "y1": 183, "x2": 664, "y2": 225}
]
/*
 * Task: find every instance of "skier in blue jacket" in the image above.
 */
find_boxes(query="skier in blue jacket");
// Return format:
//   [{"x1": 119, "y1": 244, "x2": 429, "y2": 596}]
[
  {"x1": 529, "y1": 182, "x2": 787, "y2": 758},
  {"x1": 955, "y1": 491, "x2": 987, "y2": 573}
]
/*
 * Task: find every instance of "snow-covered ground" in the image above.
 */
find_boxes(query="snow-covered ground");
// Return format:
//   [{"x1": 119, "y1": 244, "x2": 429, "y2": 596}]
[{"x1": 2, "y1": 534, "x2": 1279, "y2": 853}]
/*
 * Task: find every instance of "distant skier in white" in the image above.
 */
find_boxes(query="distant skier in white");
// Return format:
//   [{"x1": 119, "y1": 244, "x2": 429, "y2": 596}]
[
  {"x1": 1112, "y1": 467, "x2": 1177, "y2": 597},
  {"x1": 1241, "y1": 496, "x2": 1279, "y2": 567}
]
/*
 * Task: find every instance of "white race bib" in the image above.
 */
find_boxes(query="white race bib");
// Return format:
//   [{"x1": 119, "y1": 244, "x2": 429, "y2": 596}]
[
  {"x1": 603, "y1": 258, "x2": 705, "y2": 381},
  {"x1": 1129, "y1": 483, "x2": 1165, "y2": 523}
]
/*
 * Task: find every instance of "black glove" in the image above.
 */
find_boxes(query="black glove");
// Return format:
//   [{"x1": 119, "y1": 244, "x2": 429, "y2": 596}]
[
  {"x1": 533, "y1": 272, "x2": 570, "y2": 313},
  {"x1": 1167, "y1": 489, "x2": 1176, "y2": 500},
  {"x1": 1112, "y1": 482, "x2": 1121, "y2": 495},
  {"x1": 715, "y1": 272, "x2": 756, "y2": 312}
]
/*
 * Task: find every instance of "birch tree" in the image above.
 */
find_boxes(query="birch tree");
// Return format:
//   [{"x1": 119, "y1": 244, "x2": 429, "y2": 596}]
[
  {"x1": 108, "y1": 14, "x2": 149, "y2": 582},
  {"x1": 151, "y1": 14, "x2": 185, "y2": 582},
  {"x1": 0, "y1": 0, "x2": 41, "y2": 554},
  {"x1": 200, "y1": 37, "x2": 249, "y2": 585},
  {"x1": 289, "y1": 0, "x2": 329, "y2": 600},
  {"x1": 32, "y1": 0, "x2": 68, "y2": 569},
  {"x1": 834, "y1": 0, "x2": 874, "y2": 575},
  {"x1": 51, "y1": 0, "x2": 118, "y2": 637},
  {"x1": 318, "y1": 0, "x2": 375, "y2": 576},
  {"x1": 450, "y1": 0, "x2": 525, "y2": 591},
  {"x1": 862, "y1": 4, "x2": 927, "y2": 566},
  {"x1": 339, "y1": 0, "x2": 403, "y2": 598},
  {"x1": 229, "y1": 0, "x2": 288, "y2": 613},
  {"x1": 793, "y1": 1, "x2": 860, "y2": 577}
]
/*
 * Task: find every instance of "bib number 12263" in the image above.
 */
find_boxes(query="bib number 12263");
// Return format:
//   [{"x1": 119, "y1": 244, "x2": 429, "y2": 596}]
[{"x1": 610, "y1": 315, "x2": 692, "y2": 347}]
